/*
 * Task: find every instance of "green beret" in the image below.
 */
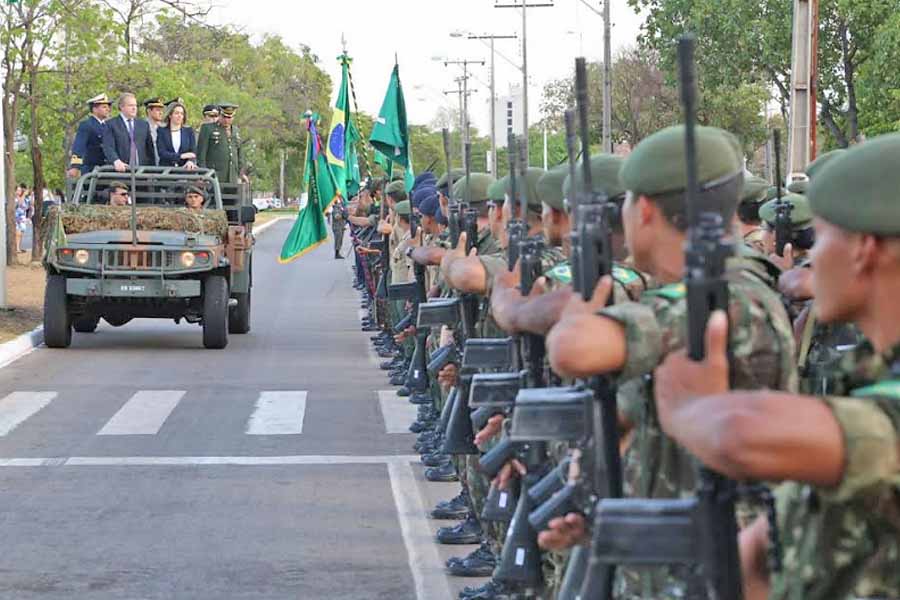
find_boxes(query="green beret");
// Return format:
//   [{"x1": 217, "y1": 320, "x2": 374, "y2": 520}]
[
  {"x1": 805, "y1": 149, "x2": 845, "y2": 180},
  {"x1": 808, "y1": 133, "x2": 900, "y2": 235},
  {"x1": 394, "y1": 200, "x2": 411, "y2": 216},
  {"x1": 562, "y1": 155, "x2": 626, "y2": 211},
  {"x1": 741, "y1": 175, "x2": 770, "y2": 205},
  {"x1": 184, "y1": 184, "x2": 207, "y2": 199},
  {"x1": 452, "y1": 173, "x2": 496, "y2": 204},
  {"x1": 620, "y1": 125, "x2": 742, "y2": 197},
  {"x1": 487, "y1": 176, "x2": 507, "y2": 202},
  {"x1": 759, "y1": 193, "x2": 812, "y2": 228},
  {"x1": 537, "y1": 165, "x2": 569, "y2": 211},
  {"x1": 504, "y1": 167, "x2": 545, "y2": 212},
  {"x1": 385, "y1": 180, "x2": 408, "y2": 200},
  {"x1": 765, "y1": 185, "x2": 786, "y2": 202},
  {"x1": 787, "y1": 179, "x2": 808, "y2": 195},
  {"x1": 436, "y1": 168, "x2": 467, "y2": 191}
]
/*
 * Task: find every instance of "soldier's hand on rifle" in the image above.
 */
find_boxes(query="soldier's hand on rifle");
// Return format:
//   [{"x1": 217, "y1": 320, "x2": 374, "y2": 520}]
[
  {"x1": 769, "y1": 243, "x2": 795, "y2": 272},
  {"x1": 437, "y1": 363, "x2": 459, "y2": 388},
  {"x1": 394, "y1": 326, "x2": 415, "y2": 344},
  {"x1": 538, "y1": 513, "x2": 589, "y2": 551},
  {"x1": 654, "y1": 310, "x2": 730, "y2": 426},
  {"x1": 474, "y1": 414, "x2": 504, "y2": 447},
  {"x1": 559, "y1": 275, "x2": 612, "y2": 319},
  {"x1": 494, "y1": 259, "x2": 522, "y2": 292},
  {"x1": 495, "y1": 459, "x2": 527, "y2": 491},
  {"x1": 378, "y1": 221, "x2": 393, "y2": 236}
]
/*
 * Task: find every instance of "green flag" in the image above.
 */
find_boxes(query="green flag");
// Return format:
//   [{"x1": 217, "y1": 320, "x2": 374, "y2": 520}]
[
  {"x1": 326, "y1": 53, "x2": 362, "y2": 203},
  {"x1": 369, "y1": 63, "x2": 409, "y2": 168},
  {"x1": 279, "y1": 113, "x2": 333, "y2": 263}
]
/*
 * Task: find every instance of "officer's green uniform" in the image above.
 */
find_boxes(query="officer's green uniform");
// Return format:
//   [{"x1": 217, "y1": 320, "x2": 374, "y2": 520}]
[
  {"x1": 331, "y1": 204, "x2": 346, "y2": 258},
  {"x1": 769, "y1": 133, "x2": 900, "y2": 600},
  {"x1": 604, "y1": 126, "x2": 798, "y2": 599},
  {"x1": 197, "y1": 103, "x2": 244, "y2": 183}
]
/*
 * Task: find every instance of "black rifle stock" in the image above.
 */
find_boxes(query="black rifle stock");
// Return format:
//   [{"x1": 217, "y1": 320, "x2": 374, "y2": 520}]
[
  {"x1": 772, "y1": 129, "x2": 793, "y2": 257},
  {"x1": 442, "y1": 128, "x2": 461, "y2": 248},
  {"x1": 585, "y1": 36, "x2": 744, "y2": 600}
]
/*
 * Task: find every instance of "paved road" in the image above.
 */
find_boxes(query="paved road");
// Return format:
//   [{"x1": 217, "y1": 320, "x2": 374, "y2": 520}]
[{"x1": 0, "y1": 220, "x2": 460, "y2": 599}]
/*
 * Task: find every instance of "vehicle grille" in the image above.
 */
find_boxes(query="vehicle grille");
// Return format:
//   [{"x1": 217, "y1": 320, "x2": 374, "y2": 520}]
[{"x1": 104, "y1": 249, "x2": 172, "y2": 269}]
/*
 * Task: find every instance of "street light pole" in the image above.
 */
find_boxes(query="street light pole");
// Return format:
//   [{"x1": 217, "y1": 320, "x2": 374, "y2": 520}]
[
  {"x1": 603, "y1": 0, "x2": 612, "y2": 153},
  {"x1": 443, "y1": 59, "x2": 485, "y2": 165}
]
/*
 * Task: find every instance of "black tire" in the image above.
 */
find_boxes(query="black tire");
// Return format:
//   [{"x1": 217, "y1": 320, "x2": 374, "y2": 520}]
[
  {"x1": 228, "y1": 290, "x2": 251, "y2": 334},
  {"x1": 103, "y1": 315, "x2": 132, "y2": 327},
  {"x1": 73, "y1": 316, "x2": 100, "y2": 333},
  {"x1": 43, "y1": 275, "x2": 71, "y2": 348},
  {"x1": 202, "y1": 275, "x2": 229, "y2": 349}
]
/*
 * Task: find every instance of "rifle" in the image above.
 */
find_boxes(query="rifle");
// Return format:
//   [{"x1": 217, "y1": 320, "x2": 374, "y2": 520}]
[
  {"x1": 585, "y1": 36, "x2": 745, "y2": 600},
  {"x1": 442, "y1": 129, "x2": 461, "y2": 248},
  {"x1": 506, "y1": 101, "x2": 525, "y2": 271},
  {"x1": 772, "y1": 129, "x2": 793, "y2": 257}
]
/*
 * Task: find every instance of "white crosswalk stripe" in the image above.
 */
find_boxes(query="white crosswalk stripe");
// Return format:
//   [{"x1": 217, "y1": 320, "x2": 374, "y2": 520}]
[
  {"x1": 97, "y1": 391, "x2": 186, "y2": 436},
  {"x1": 245, "y1": 391, "x2": 307, "y2": 435},
  {"x1": 0, "y1": 392, "x2": 57, "y2": 436},
  {"x1": 378, "y1": 390, "x2": 418, "y2": 434}
]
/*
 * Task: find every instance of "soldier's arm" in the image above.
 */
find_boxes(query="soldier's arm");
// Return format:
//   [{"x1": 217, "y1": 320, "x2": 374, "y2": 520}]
[
  {"x1": 411, "y1": 246, "x2": 446, "y2": 267},
  {"x1": 547, "y1": 277, "x2": 626, "y2": 378},
  {"x1": 68, "y1": 121, "x2": 88, "y2": 176},
  {"x1": 496, "y1": 285, "x2": 573, "y2": 336},
  {"x1": 197, "y1": 126, "x2": 209, "y2": 167}
]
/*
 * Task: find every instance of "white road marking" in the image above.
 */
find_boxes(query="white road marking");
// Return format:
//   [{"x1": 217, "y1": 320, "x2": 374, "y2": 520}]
[
  {"x1": 0, "y1": 454, "x2": 419, "y2": 467},
  {"x1": 0, "y1": 392, "x2": 56, "y2": 436},
  {"x1": 97, "y1": 391, "x2": 185, "y2": 435},
  {"x1": 378, "y1": 390, "x2": 418, "y2": 434},
  {"x1": 388, "y1": 459, "x2": 454, "y2": 600},
  {"x1": 246, "y1": 391, "x2": 307, "y2": 435}
]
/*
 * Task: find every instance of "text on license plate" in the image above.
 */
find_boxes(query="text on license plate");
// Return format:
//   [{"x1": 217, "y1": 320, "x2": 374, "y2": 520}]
[{"x1": 121, "y1": 285, "x2": 146, "y2": 292}]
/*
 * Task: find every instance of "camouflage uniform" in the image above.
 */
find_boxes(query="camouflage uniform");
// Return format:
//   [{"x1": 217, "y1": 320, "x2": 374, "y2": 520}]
[
  {"x1": 770, "y1": 340, "x2": 900, "y2": 600},
  {"x1": 604, "y1": 257, "x2": 798, "y2": 599}
]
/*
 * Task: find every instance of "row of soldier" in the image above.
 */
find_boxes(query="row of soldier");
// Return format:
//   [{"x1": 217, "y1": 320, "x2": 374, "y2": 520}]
[
  {"x1": 343, "y1": 55, "x2": 898, "y2": 599},
  {"x1": 67, "y1": 93, "x2": 248, "y2": 185}
]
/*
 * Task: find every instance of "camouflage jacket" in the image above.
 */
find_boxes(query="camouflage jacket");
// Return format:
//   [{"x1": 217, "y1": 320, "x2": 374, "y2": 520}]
[
  {"x1": 543, "y1": 259, "x2": 654, "y2": 302},
  {"x1": 602, "y1": 256, "x2": 798, "y2": 599},
  {"x1": 770, "y1": 340, "x2": 900, "y2": 600}
]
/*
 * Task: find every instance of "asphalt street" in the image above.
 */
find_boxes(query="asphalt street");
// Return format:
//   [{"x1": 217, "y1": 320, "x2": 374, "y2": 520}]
[{"x1": 0, "y1": 220, "x2": 464, "y2": 599}]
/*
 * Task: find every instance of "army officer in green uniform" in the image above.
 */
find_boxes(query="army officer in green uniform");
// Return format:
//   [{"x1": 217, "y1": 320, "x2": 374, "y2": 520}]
[{"x1": 197, "y1": 103, "x2": 247, "y2": 184}]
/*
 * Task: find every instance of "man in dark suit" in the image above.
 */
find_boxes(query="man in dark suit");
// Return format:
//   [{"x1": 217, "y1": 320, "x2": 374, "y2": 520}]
[
  {"x1": 67, "y1": 93, "x2": 111, "y2": 178},
  {"x1": 102, "y1": 92, "x2": 156, "y2": 171}
]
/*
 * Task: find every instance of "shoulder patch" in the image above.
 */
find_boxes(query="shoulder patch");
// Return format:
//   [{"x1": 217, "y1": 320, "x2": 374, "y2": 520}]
[
  {"x1": 612, "y1": 265, "x2": 640, "y2": 286},
  {"x1": 644, "y1": 282, "x2": 686, "y2": 301},
  {"x1": 850, "y1": 379, "x2": 900, "y2": 401},
  {"x1": 545, "y1": 262, "x2": 571, "y2": 284}
]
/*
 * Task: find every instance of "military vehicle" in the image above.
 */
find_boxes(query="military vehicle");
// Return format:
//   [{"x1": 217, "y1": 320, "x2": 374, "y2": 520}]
[{"x1": 45, "y1": 167, "x2": 255, "y2": 349}]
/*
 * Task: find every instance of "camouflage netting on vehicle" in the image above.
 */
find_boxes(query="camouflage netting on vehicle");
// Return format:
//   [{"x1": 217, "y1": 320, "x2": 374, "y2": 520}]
[{"x1": 45, "y1": 205, "x2": 229, "y2": 239}]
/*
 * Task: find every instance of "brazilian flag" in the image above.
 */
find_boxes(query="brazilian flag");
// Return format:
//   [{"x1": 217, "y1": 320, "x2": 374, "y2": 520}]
[
  {"x1": 278, "y1": 113, "x2": 336, "y2": 263},
  {"x1": 326, "y1": 53, "x2": 361, "y2": 203}
]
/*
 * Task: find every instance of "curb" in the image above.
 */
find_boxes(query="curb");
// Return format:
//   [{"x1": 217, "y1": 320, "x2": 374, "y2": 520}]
[
  {"x1": 0, "y1": 325, "x2": 44, "y2": 370},
  {"x1": 253, "y1": 215, "x2": 294, "y2": 236}
]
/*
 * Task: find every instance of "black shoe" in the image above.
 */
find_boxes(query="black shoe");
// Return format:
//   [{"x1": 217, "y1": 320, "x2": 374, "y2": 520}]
[
  {"x1": 389, "y1": 374, "x2": 407, "y2": 386},
  {"x1": 409, "y1": 419, "x2": 434, "y2": 434},
  {"x1": 409, "y1": 392, "x2": 432, "y2": 405},
  {"x1": 426, "y1": 462, "x2": 459, "y2": 483},
  {"x1": 377, "y1": 349, "x2": 398, "y2": 359},
  {"x1": 459, "y1": 580, "x2": 511, "y2": 599},
  {"x1": 381, "y1": 359, "x2": 403, "y2": 370},
  {"x1": 361, "y1": 325, "x2": 379, "y2": 332},
  {"x1": 436, "y1": 515, "x2": 481, "y2": 544},
  {"x1": 335, "y1": 254, "x2": 345, "y2": 259},
  {"x1": 417, "y1": 429, "x2": 438, "y2": 443},
  {"x1": 431, "y1": 491, "x2": 470, "y2": 519},
  {"x1": 396, "y1": 386, "x2": 411, "y2": 397},
  {"x1": 446, "y1": 543, "x2": 496, "y2": 577},
  {"x1": 414, "y1": 440, "x2": 438, "y2": 454},
  {"x1": 422, "y1": 452, "x2": 451, "y2": 468}
]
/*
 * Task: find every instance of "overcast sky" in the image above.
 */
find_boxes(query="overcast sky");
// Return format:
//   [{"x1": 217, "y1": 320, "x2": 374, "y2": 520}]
[{"x1": 209, "y1": 0, "x2": 644, "y2": 132}]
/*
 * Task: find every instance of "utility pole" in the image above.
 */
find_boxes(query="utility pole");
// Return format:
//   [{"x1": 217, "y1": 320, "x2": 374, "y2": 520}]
[
  {"x1": 444, "y1": 60, "x2": 484, "y2": 165},
  {"x1": 460, "y1": 33, "x2": 517, "y2": 178},
  {"x1": 443, "y1": 79, "x2": 479, "y2": 168},
  {"x1": 0, "y1": 66, "x2": 8, "y2": 307},
  {"x1": 279, "y1": 150, "x2": 285, "y2": 203},
  {"x1": 787, "y1": 0, "x2": 819, "y2": 178},
  {"x1": 494, "y1": 1, "x2": 554, "y2": 165},
  {"x1": 576, "y1": 0, "x2": 612, "y2": 152}
]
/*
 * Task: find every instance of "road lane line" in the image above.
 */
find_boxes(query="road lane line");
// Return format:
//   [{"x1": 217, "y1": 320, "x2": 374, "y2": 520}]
[
  {"x1": 0, "y1": 392, "x2": 56, "y2": 436},
  {"x1": 97, "y1": 391, "x2": 185, "y2": 435},
  {"x1": 378, "y1": 390, "x2": 418, "y2": 434},
  {"x1": 246, "y1": 391, "x2": 307, "y2": 435},
  {"x1": 59, "y1": 455, "x2": 420, "y2": 466},
  {"x1": 387, "y1": 458, "x2": 453, "y2": 600}
]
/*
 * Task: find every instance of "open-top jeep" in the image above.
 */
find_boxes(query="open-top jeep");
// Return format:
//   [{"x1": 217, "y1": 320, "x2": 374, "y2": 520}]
[{"x1": 45, "y1": 167, "x2": 255, "y2": 349}]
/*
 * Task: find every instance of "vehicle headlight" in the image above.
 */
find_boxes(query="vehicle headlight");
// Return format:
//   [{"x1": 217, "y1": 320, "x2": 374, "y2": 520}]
[
  {"x1": 74, "y1": 249, "x2": 90, "y2": 265},
  {"x1": 180, "y1": 251, "x2": 196, "y2": 268}
]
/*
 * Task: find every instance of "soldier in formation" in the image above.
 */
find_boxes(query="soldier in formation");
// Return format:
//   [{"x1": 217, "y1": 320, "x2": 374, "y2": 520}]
[{"x1": 346, "y1": 108, "x2": 898, "y2": 599}]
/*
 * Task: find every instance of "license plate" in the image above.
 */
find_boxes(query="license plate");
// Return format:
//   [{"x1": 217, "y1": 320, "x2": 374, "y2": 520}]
[{"x1": 120, "y1": 284, "x2": 146, "y2": 292}]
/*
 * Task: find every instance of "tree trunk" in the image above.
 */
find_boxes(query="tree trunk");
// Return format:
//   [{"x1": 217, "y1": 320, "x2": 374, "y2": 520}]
[
  {"x1": 28, "y1": 77, "x2": 45, "y2": 261},
  {"x1": 2, "y1": 97, "x2": 17, "y2": 267},
  {"x1": 839, "y1": 21, "x2": 860, "y2": 143},
  {"x1": 820, "y1": 98, "x2": 848, "y2": 148}
]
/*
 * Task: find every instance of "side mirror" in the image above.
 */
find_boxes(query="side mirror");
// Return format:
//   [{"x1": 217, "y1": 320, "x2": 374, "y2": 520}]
[{"x1": 240, "y1": 205, "x2": 257, "y2": 224}]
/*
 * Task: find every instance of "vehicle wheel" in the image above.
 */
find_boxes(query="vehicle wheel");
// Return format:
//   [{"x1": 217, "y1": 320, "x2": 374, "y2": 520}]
[
  {"x1": 43, "y1": 275, "x2": 72, "y2": 348},
  {"x1": 73, "y1": 316, "x2": 100, "y2": 333},
  {"x1": 228, "y1": 290, "x2": 251, "y2": 334},
  {"x1": 202, "y1": 275, "x2": 229, "y2": 349},
  {"x1": 103, "y1": 315, "x2": 132, "y2": 327}
]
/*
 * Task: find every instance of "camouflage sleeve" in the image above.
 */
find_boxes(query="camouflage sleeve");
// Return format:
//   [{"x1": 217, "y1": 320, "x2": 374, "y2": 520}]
[
  {"x1": 480, "y1": 253, "x2": 509, "y2": 296},
  {"x1": 616, "y1": 377, "x2": 648, "y2": 427},
  {"x1": 367, "y1": 214, "x2": 378, "y2": 227},
  {"x1": 816, "y1": 395, "x2": 899, "y2": 503},
  {"x1": 598, "y1": 295, "x2": 675, "y2": 380}
]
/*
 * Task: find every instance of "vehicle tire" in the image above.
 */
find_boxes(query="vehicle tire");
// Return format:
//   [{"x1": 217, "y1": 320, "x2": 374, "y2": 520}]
[
  {"x1": 202, "y1": 275, "x2": 229, "y2": 349},
  {"x1": 228, "y1": 290, "x2": 251, "y2": 334},
  {"x1": 103, "y1": 315, "x2": 132, "y2": 327},
  {"x1": 73, "y1": 316, "x2": 100, "y2": 333},
  {"x1": 43, "y1": 275, "x2": 71, "y2": 348}
]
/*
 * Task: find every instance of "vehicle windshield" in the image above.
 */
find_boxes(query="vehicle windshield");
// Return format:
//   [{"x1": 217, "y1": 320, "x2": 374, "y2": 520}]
[{"x1": 70, "y1": 167, "x2": 224, "y2": 211}]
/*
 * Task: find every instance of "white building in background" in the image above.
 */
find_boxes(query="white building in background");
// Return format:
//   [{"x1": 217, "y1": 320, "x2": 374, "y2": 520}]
[{"x1": 492, "y1": 84, "x2": 526, "y2": 150}]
